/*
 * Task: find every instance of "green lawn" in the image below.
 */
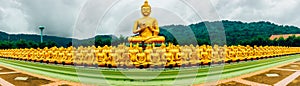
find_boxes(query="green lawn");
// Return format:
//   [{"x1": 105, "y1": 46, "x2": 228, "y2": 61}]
[{"x1": 0, "y1": 55, "x2": 299, "y2": 85}]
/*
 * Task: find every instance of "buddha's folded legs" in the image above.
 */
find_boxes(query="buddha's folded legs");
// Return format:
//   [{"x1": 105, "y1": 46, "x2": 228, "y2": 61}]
[
  {"x1": 145, "y1": 36, "x2": 165, "y2": 43},
  {"x1": 128, "y1": 36, "x2": 165, "y2": 43},
  {"x1": 128, "y1": 36, "x2": 144, "y2": 43}
]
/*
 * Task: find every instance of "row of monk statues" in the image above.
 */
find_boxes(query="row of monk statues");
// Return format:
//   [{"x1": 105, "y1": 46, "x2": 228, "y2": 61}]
[{"x1": 0, "y1": 44, "x2": 299, "y2": 69}]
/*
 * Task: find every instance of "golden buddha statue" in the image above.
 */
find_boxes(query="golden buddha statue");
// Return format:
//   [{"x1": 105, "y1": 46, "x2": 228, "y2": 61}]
[
  {"x1": 43, "y1": 50, "x2": 51, "y2": 63},
  {"x1": 175, "y1": 49, "x2": 185, "y2": 67},
  {"x1": 190, "y1": 51, "x2": 199, "y2": 66},
  {"x1": 200, "y1": 48, "x2": 210, "y2": 65},
  {"x1": 164, "y1": 47, "x2": 175, "y2": 67},
  {"x1": 136, "y1": 50, "x2": 147, "y2": 68},
  {"x1": 57, "y1": 50, "x2": 65, "y2": 64},
  {"x1": 231, "y1": 48, "x2": 238, "y2": 62},
  {"x1": 120, "y1": 52, "x2": 133, "y2": 68},
  {"x1": 169, "y1": 44, "x2": 179, "y2": 61},
  {"x1": 129, "y1": 44, "x2": 139, "y2": 63},
  {"x1": 96, "y1": 49, "x2": 106, "y2": 67},
  {"x1": 102, "y1": 45, "x2": 111, "y2": 59},
  {"x1": 219, "y1": 47, "x2": 227, "y2": 63},
  {"x1": 106, "y1": 49, "x2": 117, "y2": 68},
  {"x1": 74, "y1": 50, "x2": 83, "y2": 65},
  {"x1": 175, "y1": 47, "x2": 183, "y2": 61},
  {"x1": 31, "y1": 50, "x2": 38, "y2": 61},
  {"x1": 128, "y1": 0, "x2": 165, "y2": 43},
  {"x1": 65, "y1": 51, "x2": 73, "y2": 65},
  {"x1": 50, "y1": 49, "x2": 60, "y2": 64},
  {"x1": 38, "y1": 49, "x2": 46, "y2": 63},
  {"x1": 144, "y1": 45, "x2": 153, "y2": 63},
  {"x1": 149, "y1": 50, "x2": 160, "y2": 68},
  {"x1": 115, "y1": 46, "x2": 126, "y2": 62},
  {"x1": 85, "y1": 49, "x2": 95, "y2": 66},
  {"x1": 212, "y1": 46, "x2": 220, "y2": 64}
]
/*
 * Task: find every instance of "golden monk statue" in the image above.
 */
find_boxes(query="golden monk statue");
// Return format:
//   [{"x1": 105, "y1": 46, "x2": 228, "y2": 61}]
[{"x1": 128, "y1": 0, "x2": 165, "y2": 43}]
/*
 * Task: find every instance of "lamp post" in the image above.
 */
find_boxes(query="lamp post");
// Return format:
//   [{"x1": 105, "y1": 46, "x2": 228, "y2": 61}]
[{"x1": 39, "y1": 26, "x2": 45, "y2": 43}]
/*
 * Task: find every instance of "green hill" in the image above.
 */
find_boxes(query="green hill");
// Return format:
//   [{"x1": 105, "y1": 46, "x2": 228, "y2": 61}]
[
  {"x1": 160, "y1": 20, "x2": 300, "y2": 46},
  {"x1": 0, "y1": 32, "x2": 72, "y2": 47},
  {"x1": 0, "y1": 32, "x2": 114, "y2": 48},
  {"x1": 1, "y1": 20, "x2": 300, "y2": 49}
]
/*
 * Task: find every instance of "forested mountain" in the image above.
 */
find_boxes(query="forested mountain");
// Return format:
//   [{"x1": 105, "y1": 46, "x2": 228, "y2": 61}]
[
  {"x1": 0, "y1": 32, "x2": 114, "y2": 48},
  {"x1": 1, "y1": 20, "x2": 300, "y2": 49},
  {"x1": 0, "y1": 32, "x2": 72, "y2": 47},
  {"x1": 160, "y1": 20, "x2": 300, "y2": 46}
]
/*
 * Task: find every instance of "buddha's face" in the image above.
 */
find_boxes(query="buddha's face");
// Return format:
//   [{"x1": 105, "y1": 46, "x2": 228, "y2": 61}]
[{"x1": 141, "y1": 7, "x2": 151, "y2": 16}]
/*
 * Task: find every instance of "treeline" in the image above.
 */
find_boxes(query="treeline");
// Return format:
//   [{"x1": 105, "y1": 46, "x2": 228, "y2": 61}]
[
  {"x1": 0, "y1": 40, "x2": 57, "y2": 49},
  {"x1": 160, "y1": 20, "x2": 300, "y2": 46},
  {"x1": 186, "y1": 35, "x2": 300, "y2": 47},
  {"x1": 239, "y1": 35, "x2": 300, "y2": 47},
  {"x1": 1, "y1": 20, "x2": 300, "y2": 49},
  {"x1": 70, "y1": 35, "x2": 127, "y2": 47},
  {"x1": 0, "y1": 32, "x2": 72, "y2": 47}
]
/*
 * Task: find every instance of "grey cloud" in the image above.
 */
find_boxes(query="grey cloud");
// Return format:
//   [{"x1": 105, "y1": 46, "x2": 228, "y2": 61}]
[
  {"x1": 211, "y1": 0, "x2": 300, "y2": 27},
  {"x1": 18, "y1": 0, "x2": 86, "y2": 37},
  {"x1": 0, "y1": 7, "x2": 5, "y2": 20},
  {"x1": 0, "y1": 0, "x2": 29, "y2": 34},
  {"x1": 0, "y1": 0, "x2": 299, "y2": 38},
  {"x1": 0, "y1": 0, "x2": 86, "y2": 37}
]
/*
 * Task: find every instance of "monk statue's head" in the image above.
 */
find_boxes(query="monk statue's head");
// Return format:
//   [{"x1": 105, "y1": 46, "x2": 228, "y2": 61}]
[{"x1": 141, "y1": 0, "x2": 151, "y2": 16}]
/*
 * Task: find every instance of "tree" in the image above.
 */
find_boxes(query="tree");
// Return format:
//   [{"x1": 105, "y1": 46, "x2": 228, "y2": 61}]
[
  {"x1": 47, "y1": 41, "x2": 57, "y2": 48},
  {"x1": 38, "y1": 42, "x2": 47, "y2": 48},
  {"x1": 66, "y1": 41, "x2": 72, "y2": 47},
  {"x1": 15, "y1": 40, "x2": 28, "y2": 49},
  {"x1": 277, "y1": 37, "x2": 285, "y2": 46}
]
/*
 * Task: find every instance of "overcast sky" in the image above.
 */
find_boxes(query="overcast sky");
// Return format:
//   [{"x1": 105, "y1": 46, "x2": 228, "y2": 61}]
[{"x1": 0, "y1": 0, "x2": 299, "y2": 39}]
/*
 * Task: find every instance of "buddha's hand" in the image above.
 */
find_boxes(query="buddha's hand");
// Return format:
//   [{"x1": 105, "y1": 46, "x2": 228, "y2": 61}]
[
  {"x1": 139, "y1": 24, "x2": 147, "y2": 30},
  {"x1": 149, "y1": 26, "x2": 156, "y2": 31},
  {"x1": 146, "y1": 24, "x2": 152, "y2": 28}
]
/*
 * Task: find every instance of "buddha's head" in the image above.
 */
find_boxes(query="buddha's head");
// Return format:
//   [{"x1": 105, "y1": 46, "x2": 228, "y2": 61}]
[{"x1": 141, "y1": 0, "x2": 151, "y2": 16}]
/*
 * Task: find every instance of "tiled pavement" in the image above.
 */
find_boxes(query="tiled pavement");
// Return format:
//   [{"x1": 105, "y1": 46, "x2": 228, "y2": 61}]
[
  {"x1": 0, "y1": 65, "x2": 91, "y2": 86},
  {"x1": 196, "y1": 60, "x2": 300, "y2": 86},
  {"x1": 1, "y1": 60, "x2": 300, "y2": 86}
]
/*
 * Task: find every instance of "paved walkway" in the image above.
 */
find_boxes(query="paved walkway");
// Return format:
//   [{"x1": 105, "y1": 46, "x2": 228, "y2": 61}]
[
  {"x1": 0, "y1": 78, "x2": 14, "y2": 86},
  {"x1": 195, "y1": 60, "x2": 300, "y2": 86},
  {"x1": 274, "y1": 71, "x2": 300, "y2": 86},
  {"x1": 1, "y1": 59, "x2": 300, "y2": 86},
  {"x1": 0, "y1": 72, "x2": 18, "y2": 75},
  {"x1": 0, "y1": 65, "x2": 92, "y2": 86}
]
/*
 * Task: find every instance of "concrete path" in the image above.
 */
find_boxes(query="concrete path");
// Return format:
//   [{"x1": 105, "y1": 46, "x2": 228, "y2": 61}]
[
  {"x1": 233, "y1": 79, "x2": 270, "y2": 86},
  {"x1": 0, "y1": 72, "x2": 18, "y2": 75},
  {"x1": 0, "y1": 65, "x2": 88, "y2": 86},
  {"x1": 0, "y1": 78, "x2": 14, "y2": 86},
  {"x1": 196, "y1": 59, "x2": 300, "y2": 86},
  {"x1": 274, "y1": 71, "x2": 300, "y2": 86}
]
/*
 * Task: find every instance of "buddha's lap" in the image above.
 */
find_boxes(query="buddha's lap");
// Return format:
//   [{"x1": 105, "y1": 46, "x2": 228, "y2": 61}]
[{"x1": 129, "y1": 36, "x2": 165, "y2": 42}]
